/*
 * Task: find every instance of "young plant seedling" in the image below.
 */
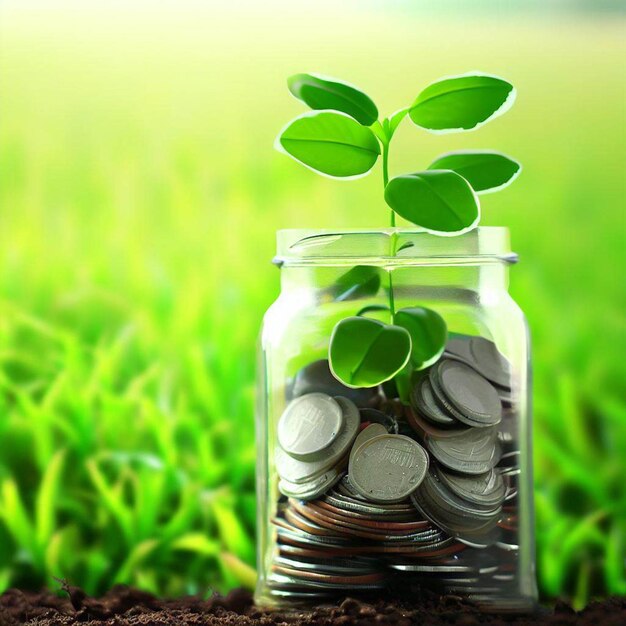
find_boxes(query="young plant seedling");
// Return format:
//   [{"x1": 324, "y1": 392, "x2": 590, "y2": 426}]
[{"x1": 276, "y1": 71, "x2": 521, "y2": 389}]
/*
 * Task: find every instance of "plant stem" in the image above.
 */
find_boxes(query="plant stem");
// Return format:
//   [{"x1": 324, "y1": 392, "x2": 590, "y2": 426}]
[
  {"x1": 382, "y1": 141, "x2": 395, "y2": 227},
  {"x1": 382, "y1": 139, "x2": 397, "y2": 321}
]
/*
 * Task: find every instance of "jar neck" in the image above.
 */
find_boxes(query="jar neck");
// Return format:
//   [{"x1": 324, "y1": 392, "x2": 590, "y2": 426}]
[{"x1": 279, "y1": 263, "x2": 510, "y2": 301}]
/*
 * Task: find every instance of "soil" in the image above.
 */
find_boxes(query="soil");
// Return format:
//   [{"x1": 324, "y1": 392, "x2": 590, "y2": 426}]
[{"x1": 0, "y1": 584, "x2": 624, "y2": 626}]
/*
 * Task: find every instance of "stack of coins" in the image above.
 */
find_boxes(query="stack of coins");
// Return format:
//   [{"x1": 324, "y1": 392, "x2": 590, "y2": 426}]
[
  {"x1": 444, "y1": 335, "x2": 514, "y2": 406},
  {"x1": 275, "y1": 393, "x2": 360, "y2": 501},
  {"x1": 268, "y1": 334, "x2": 520, "y2": 603}
]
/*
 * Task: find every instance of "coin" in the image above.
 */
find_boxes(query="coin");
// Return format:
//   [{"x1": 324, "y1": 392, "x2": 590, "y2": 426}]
[
  {"x1": 290, "y1": 359, "x2": 381, "y2": 408},
  {"x1": 273, "y1": 353, "x2": 520, "y2": 602},
  {"x1": 431, "y1": 360, "x2": 502, "y2": 427},
  {"x1": 426, "y1": 427, "x2": 501, "y2": 475},
  {"x1": 272, "y1": 563, "x2": 385, "y2": 587},
  {"x1": 321, "y1": 493, "x2": 418, "y2": 520},
  {"x1": 277, "y1": 393, "x2": 343, "y2": 460},
  {"x1": 411, "y1": 376, "x2": 457, "y2": 426},
  {"x1": 270, "y1": 569, "x2": 387, "y2": 590},
  {"x1": 278, "y1": 467, "x2": 344, "y2": 500},
  {"x1": 437, "y1": 467, "x2": 506, "y2": 508},
  {"x1": 292, "y1": 502, "x2": 430, "y2": 541},
  {"x1": 275, "y1": 396, "x2": 359, "y2": 484},
  {"x1": 388, "y1": 563, "x2": 474, "y2": 573},
  {"x1": 410, "y1": 463, "x2": 503, "y2": 541},
  {"x1": 422, "y1": 469, "x2": 502, "y2": 520},
  {"x1": 406, "y1": 405, "x2": 468, "y2": 440},
  {"x1": 274, "y1": 523, "x2": 351, "y2": 548},
  {"x1": 349, "y1": 423, "x2": 387, "y2": 463},
  {"x1": 445, "y1": 335, "x2": 512, "y2": 390},
  {"x1": 350, "y1": 434, "x2": 429, "y2": 503},
  {"x1": 273, "y1": 556, "x2": 379, "y2": 576},
  {"x1": 419, "y1": 477, "x2": 500, "y2": 531}
]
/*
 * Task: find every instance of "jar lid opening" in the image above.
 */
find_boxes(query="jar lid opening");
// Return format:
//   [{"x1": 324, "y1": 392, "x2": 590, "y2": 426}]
[{"x1": 274, "y1": 228, "x2": 517, "y2": 267}]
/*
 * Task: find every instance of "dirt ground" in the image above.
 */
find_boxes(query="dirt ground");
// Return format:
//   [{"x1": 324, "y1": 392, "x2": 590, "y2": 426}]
[{"x1": 0, "y1": 585, "x2": 624, "y2": 626}]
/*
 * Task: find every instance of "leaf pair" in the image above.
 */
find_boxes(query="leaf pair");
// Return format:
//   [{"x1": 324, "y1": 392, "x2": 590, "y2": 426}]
[
  {"x1": 329, "y1": 307, "x2": 447, "y2": 388},
  {"x1": 385, "y1": 74, "x2": 519, "y2": 232},
  {"x1": 384, "y1": 152, "x2": 521, "y2": 233},
  {"x1": 276, "y1": 74, "x2": 381, "y2": 179}
]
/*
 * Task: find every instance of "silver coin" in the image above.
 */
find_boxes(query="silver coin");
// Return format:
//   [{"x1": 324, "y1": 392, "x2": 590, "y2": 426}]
[
  {"x1": 419, "y1": 472, "x2": 501, "y2": 531},
  {"x1": 411, "y1": 376, "x2": 458, "y2": 426},
  {"x1": 411, "y1": 489, "x2": 494, "y2": 540},
  {"x1": 426, "y1": 427, "x2": 501, "y2": 475},
  {"x1": 274, "y1": 522, "x2": 350, "y2": 547},
  {"x1": 388, "y1": 563, "x2": 474, "y2": 573},
  {"x1": 278, "y1": 467, "x2": 344, "y2": 501},
  {"x1": 274, "y1": 555, "x2": 378, "y2": 575},
  {"x1": 275, "y1": 396, "x2": 360, "y2": 484},
  {"x1": 406, "y1": 406, "x2": 468, "y2": 440},
  {"x1": 468, "y1": 336, "x2": 512, "y2": 389},
  {"x1": 290, "y1": 359, "x2": 381, "y2": 408},
  {"x1": 350, "y1": 434, "x2": 429, "y2": 503},
  {"x1": 275, "y1": 445, "x2": 341, "y2": 485},
  {"x1": 411, "y1": 470, "x2": 501, "y2": 540},
  {"x1": 277, "y1": 393, "x2": 344, "y2": 460},
  {"x1": 349, "y1": 423, "x2": 388, "y2": 463},
  {"x1": 424, "y1": 467, "x2": 502, "y2": 519},
  {"x1": 432, "y1": 360, "x2": 502, "y2": 427},
  {"x1": 445, "y1": 335, "x2": 512, "y2": 390},
  {"x1": 323, "y1": 494, "x2": 418, "y2": 519},
  {"x1": 437, "y1": 467, "x2": 506, "y2": 508}
]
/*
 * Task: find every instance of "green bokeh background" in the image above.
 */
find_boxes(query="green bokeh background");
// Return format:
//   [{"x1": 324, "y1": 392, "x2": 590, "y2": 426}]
[{"x1": 0, "y1": 0, "x2": 624, "y2": 608}]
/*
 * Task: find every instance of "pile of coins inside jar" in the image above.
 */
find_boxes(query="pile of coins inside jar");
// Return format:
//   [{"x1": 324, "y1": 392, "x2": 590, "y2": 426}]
[{"x1": 268, "y1": 334, "x2": 520, "y2": 603}]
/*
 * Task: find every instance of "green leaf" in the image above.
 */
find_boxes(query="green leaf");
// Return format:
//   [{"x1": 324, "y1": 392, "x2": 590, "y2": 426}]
[
  {"x1": 219, "y1": 552, "x2": 257, "y2": 590},
  {"x1": 385, "y1": 170, "x2": 480, "y2": 234},
  {"x1": 277, "y1": 111, "x2": 380, "y2": 178},
  {"x1": 287, "y1": 73, "x2": 378, "y2": 126},
  {"x1": 0, "y1": 478, "x2": 36, "y2": 558},
  {"x1": 332, "y1": 266, "x2": 382, "y2": 301},
  {"x1": 394, "y1": 307, "x2": 447, "y2": 370},
  {"x1": 329, "y1": 316, "x2": 411, "y2": 388},
  {"x1": 113, "y1": 539, "x2": 159, "y2": 585},
  {"x1": 428, "y1": 151, "x2": 521, "y2": 193},
  {"x1": 409, "y1": 73, "x2": 515, "y2": 132},
  {"x1": 355, "y1": 304, "x2": 390, "y2": 318},
  {"x1": 172, "y1": 533, "x2": 220, "y2": 557},
  {"x1": 35, "y1": 449, "x2": 65, "y2": 549},
  {"x1": 212, "y1": 500, "x2": 255, "y2": 562}
]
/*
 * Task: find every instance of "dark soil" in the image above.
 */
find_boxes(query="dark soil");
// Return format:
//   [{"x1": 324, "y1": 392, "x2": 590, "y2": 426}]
[{"x1": 0, "y1": 584, "x2": 624, "y2": 626}]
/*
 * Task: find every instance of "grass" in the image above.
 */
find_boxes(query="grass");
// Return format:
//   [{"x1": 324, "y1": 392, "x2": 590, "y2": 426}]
[{"x1": 0, "y1": 3, "x2": 624, "y2": 607}]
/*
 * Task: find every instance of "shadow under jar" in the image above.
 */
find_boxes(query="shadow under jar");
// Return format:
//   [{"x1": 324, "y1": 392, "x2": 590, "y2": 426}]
[{"x1": 255, "y1": 228, "x2": 537, "y2": 612}]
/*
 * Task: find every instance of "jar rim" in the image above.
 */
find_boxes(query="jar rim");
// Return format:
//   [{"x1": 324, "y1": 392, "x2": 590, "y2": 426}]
[{"x1": 274, "y1": 227, "x2": 517, "y2": 267}]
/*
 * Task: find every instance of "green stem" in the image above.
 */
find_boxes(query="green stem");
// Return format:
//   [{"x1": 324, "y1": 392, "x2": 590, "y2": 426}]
[
  {"x1": 382, "y1": 139, "x2": 397, "y2": 321},
  {"x1": 382, "y1": 141, "x2": 395, "y2": 227}
]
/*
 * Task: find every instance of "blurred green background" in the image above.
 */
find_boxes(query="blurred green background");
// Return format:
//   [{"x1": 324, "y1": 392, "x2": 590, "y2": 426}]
[{"x1": 0, "y1": 0, "x2": 624, "y2": 608}]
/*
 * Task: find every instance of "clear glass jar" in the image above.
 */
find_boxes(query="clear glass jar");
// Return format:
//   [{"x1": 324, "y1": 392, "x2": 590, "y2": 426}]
[{"x1": 255, "y1": 228, "x2": 537, "y2": 611}]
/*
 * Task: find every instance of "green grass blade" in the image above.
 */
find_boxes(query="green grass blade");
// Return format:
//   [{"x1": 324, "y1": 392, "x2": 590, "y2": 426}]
[{"x1": 35, "y1": 450, "x2": 65, "y2": 549}]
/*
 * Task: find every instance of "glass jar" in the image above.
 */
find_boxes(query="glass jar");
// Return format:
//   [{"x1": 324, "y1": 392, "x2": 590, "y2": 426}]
[{"x1": 255, "y1": 228, "x2": 537, "y2": 612}]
